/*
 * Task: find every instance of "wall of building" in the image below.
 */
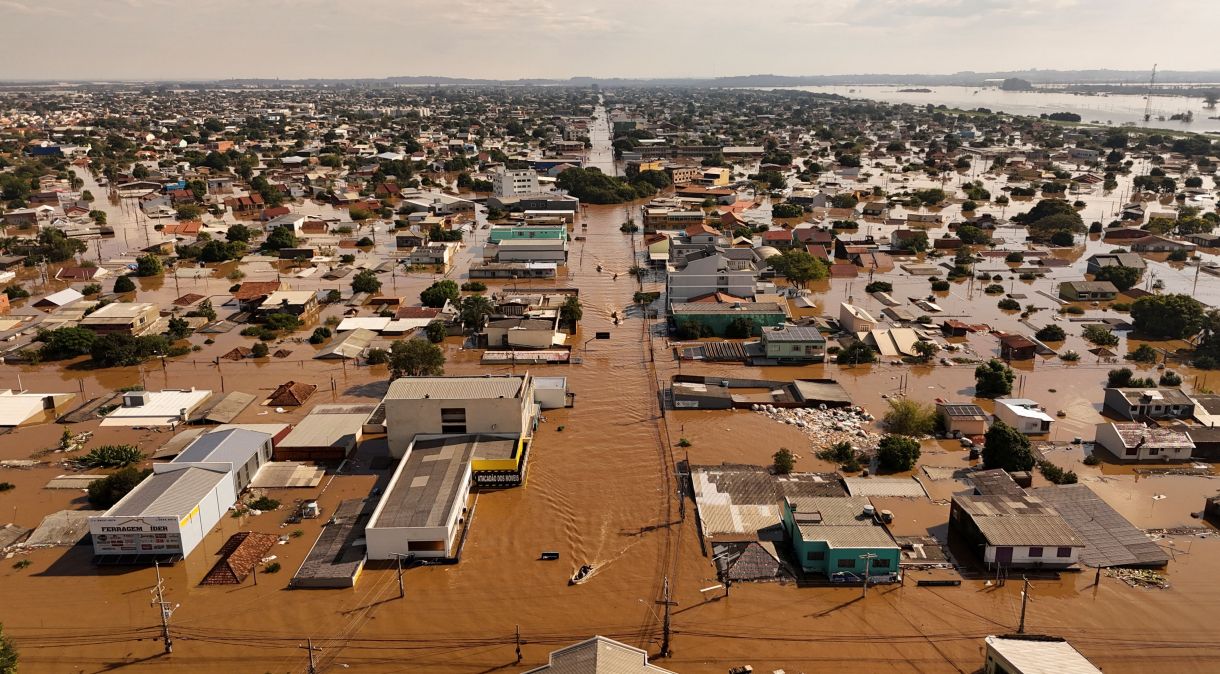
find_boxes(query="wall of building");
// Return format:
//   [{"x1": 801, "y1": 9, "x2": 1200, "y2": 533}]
[{"x1": 385, "y1": 396, "x2": 535, "y2": 458}]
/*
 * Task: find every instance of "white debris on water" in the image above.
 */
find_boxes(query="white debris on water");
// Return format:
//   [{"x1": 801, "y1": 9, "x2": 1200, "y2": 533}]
[{"x1": 751, "y1": 404, "x2": 881, "y2": 452}]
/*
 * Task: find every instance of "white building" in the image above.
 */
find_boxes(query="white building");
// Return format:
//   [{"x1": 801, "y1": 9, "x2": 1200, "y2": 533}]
[
  {"x1": 1094, "y1": 422, "x2": 1194, "y2": 462},
  {"x1": 666, "y1": 253, "x2": 756, "y2": 303},
  {"x1": 524, "y1": 636, "x2": 676, "y2": 673},
  {"x1": 983, "y1": 635, "x2": 1102, "y2": 674},
  {"x1": 89, "y1": 428, "x2": 272, "y2": 561},
  {"x1": 365, "y1": 435, "x2": 476, "y2": 560},
  {"x1": 0, "y1": 390, "x2": 75, "y2": 427},
  {"x1": 101, "y1": 389, "x2": 213, "y2": 427},
  {"x1": 994, "y1": 399, "x2": 1054, "y2": 435},
  {"x1": 492, "y1": 167, "x2": 540, "y2": 198},
  {"x1": 382, "y1": 375, "x2": 538, "y2": 458},
  {"x1": 839, "y1": 303, "x2": 878, "y2": 333}
]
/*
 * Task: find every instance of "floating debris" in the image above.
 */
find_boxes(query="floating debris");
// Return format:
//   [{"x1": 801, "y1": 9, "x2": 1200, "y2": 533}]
[{"x1": 1107, "y1": 568, "x2": 1170, "y2": 590}]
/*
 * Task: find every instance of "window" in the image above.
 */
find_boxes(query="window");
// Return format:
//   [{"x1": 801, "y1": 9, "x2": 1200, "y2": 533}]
[
  {"x1": 871, "y1": 558, "x2": 890, "y2": 569},
  {"x1": 1150, "y1": 448, "x2": 1160, "y2": 456},
  {"x1": 805, "y1": 550, "x2": 824, "y2": 561},
  {"x1": 1125, "y1": 447, "x2": 1137, "y2": 456},
  {"x1": 837, "y1": 558, "x2": 856, "y2": 569},
  {"x1": 441, "y1": 407, "x2": 467, "y2": 434},
  {"x1": 1028, "y1": 547, "x2": 1043, "y2": 558},
  {"x1": 1057, "y1": 547, "x2": 1073, "y2": 558}
]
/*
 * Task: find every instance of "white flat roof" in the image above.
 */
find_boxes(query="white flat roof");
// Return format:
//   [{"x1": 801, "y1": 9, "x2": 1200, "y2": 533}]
[
  {"x1": 101, "y1": 389, "x2": 212, "y2": 427},
  {"x1": 985, "y1": 636, "x2": 1102, "y2": 674},
  {"x1": 0, "y1": 391, "x2": 71, "y2": 426}
]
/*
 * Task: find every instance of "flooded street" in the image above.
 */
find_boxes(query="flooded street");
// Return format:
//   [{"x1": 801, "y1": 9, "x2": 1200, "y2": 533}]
[{"x1": 2, "y1": 100, "x2": 1220, "y2": 674}]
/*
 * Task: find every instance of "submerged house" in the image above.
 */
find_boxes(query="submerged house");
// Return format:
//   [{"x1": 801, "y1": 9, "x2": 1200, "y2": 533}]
[{"x1": 780, "y1": 496, "x2": 901, "y2": 581}]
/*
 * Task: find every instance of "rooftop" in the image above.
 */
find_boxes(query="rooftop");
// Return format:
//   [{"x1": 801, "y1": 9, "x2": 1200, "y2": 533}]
[
  {"x1": 954, "y1": 495, "x2": 1081, "y2": 547},
  {"x1": 1107, "y1": 422, "x2": 1194, "y2": 449},
  {"x1": 371, "y1": 435, "x2": 477, "y2": 529},
  {"x1": 175, "y1": 428, "x2": 269, "y2": 465},
  {"x1": 385, "y1": 375, "x2": 527, "y2": 401},
  {"x1": 106, "y1": 466, "x2": 227, "y2": 519},
  {"x1": 985, "y1": 636, "x2": 1103, "y2": 674}
]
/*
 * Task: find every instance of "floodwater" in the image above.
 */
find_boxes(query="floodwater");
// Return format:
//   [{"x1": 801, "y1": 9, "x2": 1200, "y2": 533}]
[
  {"x1": 780, "y1": 85, "x2": 1220, "y2": 134},
  {"x1": 2, "y1": 101, "x2": 1220, "y2": 673}
]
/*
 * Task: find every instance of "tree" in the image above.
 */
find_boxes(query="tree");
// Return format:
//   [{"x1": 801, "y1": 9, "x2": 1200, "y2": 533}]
[
  {"x1": 1093, "y1": 265, "x2": 1142, "y2": 291},
  {"x1": 883, "y1": 398, "x2": 937, "y2": 436},
  {"x1": 974, "y1": 359, "x2": 1014, "y2": 398},
  {"x1": 876, "y1": 435, "x2": 921, "y2": 473},
  {"x1": 895, "y1": 230, "x2": 930, "y2": 252},
  {"x1": 351, "y1": 269, "x2": 381, "y2": 294},
  {"x1": 560, "y1": 295, "x2": 583, "y2": 326},
  {"x1": 198, "y1": 239, "x2": 245, "y2": 263},
  {"x1": 264, "y1": 313, "x2": 300, "y2": 332},
  {"x1": 251, "y1": 342, "x2": 269, "y2": 358},
  {"x1": 388, "y1": 339, "x2": 446, "y2": 379},
  {"x1": 134, "y1": 254, "x2": 163, "y2": 277},
  {"x1": 767, "y1": 249, "x2": 828, "y2": 288},
  {"x1": 226, "y1": 223, "x2": 255, "y2": 243},
  {"x1": 113, "y1": 275, "x2": 136, "y2": 293},
  {"x1": 956, "y1": 224, "x2": 991, "y2": 245},
  {"x1": 459, "y1": 294, "x2": 494, "y2": 331},
  {"x1": 262, "y1": 225, "x2": 298, "y2": 252},
  {"x1": 78, "y1": 444, "x2": 144, "y2": 468},
  {"x1": 175, "y1": 203, "x2": 203, "y2": 220},
  {"x1": 724, "y1": 316, "x2": 757, "y2": 338},
  {"x1": 420, "y1": 279, "x2": 459, "y2": 308},
  {"x1": 1130, "y1": 294, "x2": 1204, "y2": 339},
  {"x1": 1035, "y1": 324, "x2": 1066, "y2": 342},
  {"x1": 982, "y1": 420, "x2": 1035, "y2": 472},
  {"x1": 39, "y1": 327, "x2": 97, "y2": 360},
  {"x1": 865, "y1": 281, "x2": 892, "y2": 294},
  {"x1": 772, "y1": 447, "x2": 795, "y2": 474},
  {"x1": 1106, "y1": 367, "x2": 1155, "y2": 388},
  {"x1": 1127, "y1": 343, "x2": 1158, "y2": 364},
  {"x1": 0, "y1": 623, "x2": 15, "y2": 673},
  {"x1": 87, "y1": 467, "x2": 152, "y2": 509},
  {"x1": 838, "y1": 340, "x2": 876, "y2": 365},
  {"x1": 1082, "y1": 324, "x2": 1119, "y2": 347},
  {"x1": 772, "y1": 203, "x2": 804, "y2": 218},
  {"x1": 913, "y1": 340, "x2": 939, "y2": 363},
  {"x1": 309, "y1": 327, "x2": 332, "y2": 344},
  {"x1": 425, "y1": 321, "x2": 447, "y2": 343},
  {"x1": 91, "y1": 333, "x2": 145, "y2": 367},
  {"x1": 166, "y1": 316, "x2": 191, "y2": 340}
]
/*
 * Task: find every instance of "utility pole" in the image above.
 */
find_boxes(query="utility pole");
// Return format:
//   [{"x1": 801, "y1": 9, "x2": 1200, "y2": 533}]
[
  {"x1": 300, "y1": 638, "x2": 320, "y2": 674},
  {"x1": 150, "y1": 561, "x2": 178, "y2": 654},
  {"x1": 515, "y1": 624, "x2": 522, "y2": 663},
  {"x1": 656, "y1": 576, "x2": 677, "y2": 658},
  {"x1": 1017, "y1": 576, "x2": 1030, "y2": 634},
  {"x1": 860, "y1": 553, "x2": 877, "y2": 598}
]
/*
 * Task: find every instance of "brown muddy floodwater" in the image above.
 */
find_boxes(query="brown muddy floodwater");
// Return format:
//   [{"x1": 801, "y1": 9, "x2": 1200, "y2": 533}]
[{"x1": 2, "y1": 106, "x2": 1220, "y2": 673}]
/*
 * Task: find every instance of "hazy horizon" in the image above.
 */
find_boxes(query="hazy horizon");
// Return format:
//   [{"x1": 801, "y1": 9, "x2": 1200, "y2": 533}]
[{"x1": 2, "y1": 0, "x2": 1217, "y2": 81}]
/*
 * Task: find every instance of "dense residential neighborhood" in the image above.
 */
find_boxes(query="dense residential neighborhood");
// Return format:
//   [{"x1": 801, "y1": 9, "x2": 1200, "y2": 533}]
[{"x1": 0, "y1": 70, "x2": 1218, "y2": 674}]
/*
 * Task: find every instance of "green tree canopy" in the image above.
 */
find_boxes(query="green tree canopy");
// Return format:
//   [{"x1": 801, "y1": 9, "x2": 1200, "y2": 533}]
[
  {"x1": 1093, "y1": 265, "x2": 1142, "y2": 291},
  {"x1": 883, "y1": 397, "x2": 937, "y2": 436},
  {"x1": 974, "y1": 359, "x2": 1014, "y2": 398},
  {"x1": 1130, "y1": 294, "x2": 1204, "y2": 339},
  {"x1": 420, "y1": 279, "x2": 459, "y2": 308},
  {"x1": 876, "y1": 435, "x2": 921, "y2": 473},
  {"x1": 766, "y1": 249, "x2": 828, "y2": 288},
  {"x1": 388, "y1": 339, "x2": 446, "y2": 379},
  {"x1": 982, "y1": 420, "x2": 1035, "y2": 472},
  {"x1": 351, "y1": 269, "x2": 382, "y2": 294}
]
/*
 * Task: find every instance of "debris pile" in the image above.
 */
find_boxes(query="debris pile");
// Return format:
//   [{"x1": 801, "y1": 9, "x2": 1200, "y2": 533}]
[
  {"x1": 1107, "y1": 568, "x2": 1170, "y2": 590},
  {"x1": 752, "y1": 404, "x2": 881, "y2": 451}
]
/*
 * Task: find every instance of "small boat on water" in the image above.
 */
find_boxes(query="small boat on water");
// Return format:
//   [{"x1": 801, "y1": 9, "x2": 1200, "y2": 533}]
[{"x1": 569, "y1": 564, "x2": 595, "y2": 585}]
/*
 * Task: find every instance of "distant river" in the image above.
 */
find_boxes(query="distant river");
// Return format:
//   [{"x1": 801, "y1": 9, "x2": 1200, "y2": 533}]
[{"x1": 776, "y1": 85, "x2": 1220, "y2": 134}]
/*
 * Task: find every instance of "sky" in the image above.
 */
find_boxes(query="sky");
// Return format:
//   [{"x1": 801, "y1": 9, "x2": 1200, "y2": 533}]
[{"x1": 2, "y1": 0, "x2": 1218, "y2": 81}]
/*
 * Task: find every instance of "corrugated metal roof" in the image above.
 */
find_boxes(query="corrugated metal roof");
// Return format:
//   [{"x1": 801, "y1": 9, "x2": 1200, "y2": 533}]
[
  {"x1": 175, "y1": 428, "x2": 269, "y2": 465},
  {"x1": 985, "y1": 636, "x2": 1102, "y2": 674},
  {"x1": 279, "y1": 413, "x2": 365, "y2": 449},
  {"x1": 799, "y1": 524, "x2": 899, "y2": 550},
  {"x1": 385, "y1": 375, "x2": 525, "y2": 400},
  {"x1": 1030, "y1": 484, "x2": 1169, "y2": 568},
  {"x1": 107, "y1": 467, "x2": 227, "y2": 518},
  {"x1": 955, "y1": 495, "x2": 1080, "y2": 547}
]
